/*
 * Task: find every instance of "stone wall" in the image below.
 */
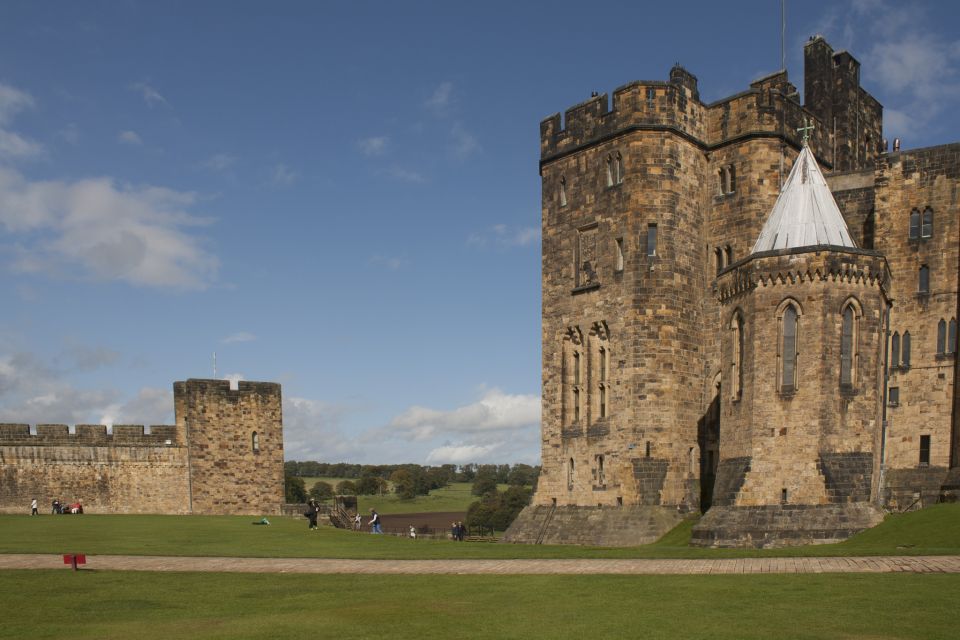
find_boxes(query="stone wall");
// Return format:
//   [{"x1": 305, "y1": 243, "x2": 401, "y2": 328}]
[
  {"x1": 503, "y1": 505, "x2": 682, "y2": 547},
  {"x1": 0, "y1": 379, "x2": 285, "y2": 515},
  {"x1": 873, "y1": 145, "x2": 959, "y2": 475},
  {"x1": 0, "y1": 424, "x2": 189, "y2": 514}
]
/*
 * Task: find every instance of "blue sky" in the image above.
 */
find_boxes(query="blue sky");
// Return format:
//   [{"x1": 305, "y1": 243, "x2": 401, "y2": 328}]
[{"x1": 1, "y1": 1, "x2": 958, "y2": 465}]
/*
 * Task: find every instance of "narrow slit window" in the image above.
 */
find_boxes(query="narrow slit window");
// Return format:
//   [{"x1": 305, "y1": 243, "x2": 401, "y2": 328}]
[
  {"x1": 715, "y1": 248, "x2": 724, "y2": 275},
  {"x1": 731, "y1": 312, "x2": 744, "y2": 400},
  {"x1": 568, "y1": 458, "x2": 575, "y2": 489},
  {"x1": 938, "y1": 319, "x2": 947, "y2": 355},
  {"x1": 597, "y1": 455, "x2": 605, "y2": 485},
  {"x1": 615, "y1": 152, "x2": 624, "y2": 185},
  {"x1": 725, "y1": 245, "x2": 733, "y2": 266},
  {"x1": 919, "y1": 265, "x2": 930, "y2": 293},
  {"x1": 891, "y1": 332, "x2": 900, "y2": 369},
  {"x1": 647, "y1": 224, "x2": 657, "y2": 257},
  {"x1": 559, "y1": 176, "x2": 567, "y2": 207},
  {"x1": 599, "y1": 384, "x2": 606, "y2": 418},
  {"x1": 251, "y1": 431, "x2": 260, "y2": 453},
  {"x1": 615, "y1": 238, "x2": 624, "y2": 272},
  {"x1": 605, "y1": 155, "x2": 614, "y2": 187},
  {"x1": 919, "y1": 435, "x2": 931, "y2": 466},
  {"x1": 902, "y1": 331, "x2": 911, "y2": 367}
]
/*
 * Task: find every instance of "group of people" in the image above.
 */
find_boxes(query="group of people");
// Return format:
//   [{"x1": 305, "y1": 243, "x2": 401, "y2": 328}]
[
  {"x1": 31, "y1": 498, "x2": 83, "y2": 515},
  {"x1": 451, "y1": 521, "x2": 467, "y2": 541}
]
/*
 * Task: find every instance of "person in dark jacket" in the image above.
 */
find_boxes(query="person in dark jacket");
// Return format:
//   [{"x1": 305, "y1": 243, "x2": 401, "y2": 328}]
[{"x1": 306, "y1": 499, "x2": 319, "y2": 530}]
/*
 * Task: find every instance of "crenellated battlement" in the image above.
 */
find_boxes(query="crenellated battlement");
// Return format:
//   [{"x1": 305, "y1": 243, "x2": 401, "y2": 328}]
[
  {"x1": 541, "y1": 49, "x2": 878, "y2": 171},
  {"x1": 0, "y1": 423, "x2": 182, "y2": 446}
]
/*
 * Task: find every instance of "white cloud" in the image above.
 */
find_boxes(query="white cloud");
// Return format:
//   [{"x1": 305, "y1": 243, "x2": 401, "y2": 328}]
[
  {"x1": 0, "y1": 83, "x2": 34, "y2": 124},
  {"x1": 450, "y1": 123, "x2": 480, "y2": 158},
  {"x1": 0, "y1": 167, "x2": 219, "y2": 290},
  {"x1": 0, "y1": 82, "x2": 42, "y2": 159},
  {"x1": 202, "y1": 153, "x2": 237, "y2": 172},
  {"x1": 130, "y1": 81, "x2": 168, "y2": 108},
  {"x1": 425, "y1": 443, "x2": 501, "y2": 465},
  {"x1": 424, "y1": 81, "x2": 454, "y2": 113},
  {"x1": 270, "y1": 163, "x2": 298, "y2": 186},
  {"x1": 357, "y1": 136, "x2": 389, "y2": 156},
  {"x1": 118, "y1": 130, "x2": 142, "y2": 145},
  {"x1": 469, "y1": 224, "x2": 540, "y2": 249},
  {"x1": 282, "y1": 396, "x2": 365, "y2": 461},
  {"x1": 386, "y1": 388, "x2": 540, "y2": 442}
]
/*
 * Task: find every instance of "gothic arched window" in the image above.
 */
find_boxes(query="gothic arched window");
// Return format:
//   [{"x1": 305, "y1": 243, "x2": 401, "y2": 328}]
[
  {"x1": 779, "y1": 301, "x2": 800, "y2": 394},
  {"x1": 605, "y1": 155, "x2": 614, "y2": 187},
  {"x1": 615, "y1": 152, "x2": 624, "y2": 185},
  {"x1": 559, "y1": 176, "x2": 567, "y2": 207},
  {"x1": 840, "y1": 304, "x2": 857, "y2": 386}
]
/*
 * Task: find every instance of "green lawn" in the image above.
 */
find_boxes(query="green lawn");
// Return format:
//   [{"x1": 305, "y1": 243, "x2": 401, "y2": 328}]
[
  {"x1": 0, "y1": 504, "x2": 957, "y2": 560},
  {"x1": 304, "y1": 480, "x2": 511, "y2": 514},
  {"x1": 0, "y1": 570, "x2": 956, "y2": 639}
]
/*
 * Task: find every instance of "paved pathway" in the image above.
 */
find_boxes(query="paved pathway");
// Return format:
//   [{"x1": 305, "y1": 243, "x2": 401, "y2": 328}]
[{"x1": 2, "y1": 554, "x2": 959, "y2": 575}]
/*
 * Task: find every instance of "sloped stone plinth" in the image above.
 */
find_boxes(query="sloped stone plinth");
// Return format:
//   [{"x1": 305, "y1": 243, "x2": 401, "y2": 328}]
[
  {"x1": 503, "y1": 505, "x2": 682, "y2": 547},
  {"x1": 691, "y1": 503, "x2": 884, "y2": 548}
]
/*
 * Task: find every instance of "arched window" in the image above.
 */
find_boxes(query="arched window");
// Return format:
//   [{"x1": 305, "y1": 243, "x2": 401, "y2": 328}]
[
  {"x1": 779, "y1": 301, "x2": 800, "y2": 393},
  {"x1": 919, "y1": 265, "x2": 930, "y2": 293},
  {"x1": 921, "y1": 207, "x2": 933, "y2": 238},
  {"x1": 840, "y1": 306, "x2": 854, "y2": 386},
  {"x1": 938, "y1": 319, "x2": 947, "y2": 355},
  {"x1": 251, "y1": 431, "x2": 260, "y2": 453},
  {"x1": 718, "y1": 167, "x2": 727, "y2": 195},
  {"x1": 891, "y1": 332, "x2": 900, "y2": 369},
  {"x1": 715, "y1": 248, "x2": 724, "y2": 275},
  {"x1": 909, "y1": 209, "x2": 920, "y2": 239},
  {"x1": 605, "y1": 155, "x2": 614, "y2": 187},
  {"x1": 615, "y1": 152, "x2": 624, "y2": 185},
  {"x1": 725, "y1": 245, "x2": 733, "y2": 266},
  {"x1": 730, "y1": 311, "x2": 744, "y2": 400},
  {"x1": 902, "y1": 331, "x2": 911, "y2": 368},
  {"x1": 559, "y1": 176, "x2": 567, "y2": 207}
]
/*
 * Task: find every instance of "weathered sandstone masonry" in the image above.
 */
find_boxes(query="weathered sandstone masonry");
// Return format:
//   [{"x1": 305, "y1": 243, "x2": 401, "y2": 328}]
[
  {"x1": 507, "y1": 35, "x2": 958, "y2": 547},
  {"x1": 0, "y1": 379, "x2": 284, "y2": 515}
]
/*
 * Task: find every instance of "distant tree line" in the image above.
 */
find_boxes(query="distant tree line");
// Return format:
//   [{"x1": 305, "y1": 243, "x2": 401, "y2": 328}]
[
  {"x1": 466, "y1": 465, "x2": 535, "y2": 533},
  {"x1": 283, "y1": 461, "x2": 540, "y2": 505}
]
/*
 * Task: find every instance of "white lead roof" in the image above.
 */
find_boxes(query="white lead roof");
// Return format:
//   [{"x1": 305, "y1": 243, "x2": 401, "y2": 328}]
[{"x1": 750, "y1": 145, "x2": 857, "y2": 254}]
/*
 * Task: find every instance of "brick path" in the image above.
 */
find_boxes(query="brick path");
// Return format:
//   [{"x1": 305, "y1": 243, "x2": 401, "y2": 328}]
[{"x1": 1, "y1": 554, "x2": 959, "y2": 574}]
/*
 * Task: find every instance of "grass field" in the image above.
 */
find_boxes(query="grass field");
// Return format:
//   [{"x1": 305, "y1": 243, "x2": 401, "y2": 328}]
[
  {"x1": 0, "y1": 504, "x2": 957, "y2": 560},
  {"x1": 301, "y1": 479, "x2": 511, "y2": 514},
  {"x1": 1, "y1": 570, "x2": 957, "y2": 639}
]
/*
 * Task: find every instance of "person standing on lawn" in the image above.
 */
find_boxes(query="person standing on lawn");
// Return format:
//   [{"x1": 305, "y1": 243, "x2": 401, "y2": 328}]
[
  {"x1": 30, "y1": 498, "x2": 38, "y2": 515},
  {"x1": 369, "y1": 508, "x2": 382, "y2": 534}
]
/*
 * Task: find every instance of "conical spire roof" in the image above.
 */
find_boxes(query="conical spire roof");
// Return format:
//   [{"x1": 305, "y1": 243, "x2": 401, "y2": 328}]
[{"x1": 751, "y1": 145, "x2": 857, "y2": 254}]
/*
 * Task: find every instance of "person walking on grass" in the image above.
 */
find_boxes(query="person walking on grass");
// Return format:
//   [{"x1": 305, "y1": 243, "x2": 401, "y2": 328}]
[
  {"x1": 30, "y1": 498, "x2": 38, "y2": 516},
  {"x1": 306, "y1": 499, "x2": 319, "y2": 530},
  {"x1": 369, "y1": 508, "x2": 382, "y2": 534}
]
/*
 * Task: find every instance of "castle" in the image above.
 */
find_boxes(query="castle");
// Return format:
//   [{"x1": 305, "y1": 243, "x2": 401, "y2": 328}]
[
  {"x1": 505, "y1": 36, "x2": 959, "y2": 547},
  {"x1": 0, "y1": 379, "x2": 284, "y2": 515}
]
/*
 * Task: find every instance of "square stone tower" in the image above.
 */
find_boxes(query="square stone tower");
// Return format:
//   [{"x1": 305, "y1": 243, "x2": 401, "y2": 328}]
[{"x1": 175, "y1": 379, "x2": 284, "y2": 515}]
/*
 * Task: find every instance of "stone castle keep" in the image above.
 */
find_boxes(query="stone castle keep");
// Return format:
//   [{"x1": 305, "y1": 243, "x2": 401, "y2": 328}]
[
  {"x1": 505, "y1": 36, "x2": 959, "y2": 547},
  {"x1": 0, "y1": 379, "x2": 284, "y2": 515}
]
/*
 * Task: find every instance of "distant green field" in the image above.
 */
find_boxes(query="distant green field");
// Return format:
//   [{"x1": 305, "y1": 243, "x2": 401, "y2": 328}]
[
  {"x1": 1, "y1": 570, "x2": 957, "y2": 639},
  {"x1": 301, "y1": 479, "x2": 511, "y2": 514},
  {"x1": 0, "y1": 504, "x2": 957, "y2": 560}
]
